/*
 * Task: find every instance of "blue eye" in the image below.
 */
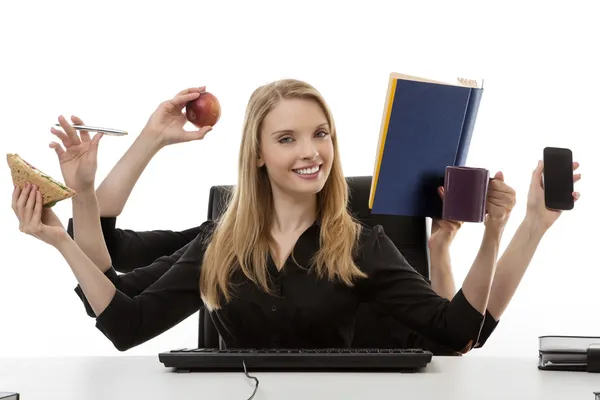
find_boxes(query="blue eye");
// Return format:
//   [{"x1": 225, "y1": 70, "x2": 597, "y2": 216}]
[{"x1": 278, "y1": 137, "x2": 293, "y2": 144}]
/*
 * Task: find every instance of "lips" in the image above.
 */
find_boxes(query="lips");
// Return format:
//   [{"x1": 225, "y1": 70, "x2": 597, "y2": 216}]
[{"x1": 292, "y1": 165, "x2": 321, "y2": 175}]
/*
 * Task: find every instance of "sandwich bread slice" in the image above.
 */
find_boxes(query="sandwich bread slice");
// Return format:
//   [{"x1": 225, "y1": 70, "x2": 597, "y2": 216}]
[{"x1": 7, "y1": 153, "x2": 76, "y2": 207}]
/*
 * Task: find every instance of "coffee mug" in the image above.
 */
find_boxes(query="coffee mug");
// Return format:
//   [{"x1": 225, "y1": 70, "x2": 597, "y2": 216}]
[{"x1": 442, "y1": 166, "x2": 490, "y2": 223}]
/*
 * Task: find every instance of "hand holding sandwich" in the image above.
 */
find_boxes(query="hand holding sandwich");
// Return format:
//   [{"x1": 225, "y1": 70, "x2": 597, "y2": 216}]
[
  {"x1": 12, "y1": 182, "x2": 67, "y2": 247},
  {"x1": 50, "y1": 115, "x2": 104, "y2": 193}
]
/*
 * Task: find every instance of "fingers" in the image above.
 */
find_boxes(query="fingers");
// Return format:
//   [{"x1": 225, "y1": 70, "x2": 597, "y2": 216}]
[
  {"x1": 71, "y1": 115, "x2": 91, "y2": 142},
  {"x1": 573, "y1": 161, "x2": 580, "y2": 171},
  {"x1": 12, "y1": 184, "x2": 20, "y2": 213},
  {"x1": 170, "y1": 92, "x2": 202, "y2": 110},
  {"x1": 57, "y1": 115, "x2": 81, "y2": 146},
  {"x1": 184, "y1": 126, "x2": 213, "y2": 142},
  {"x1": 90, "y1": 132, "x2": 104, "y2": 149},
  {"x1": 50, "y1": 127, "x2": 70, "y2": 145},
  {"x1": 437, "y1": 186, "x2": 445, "y2": 200},
  {"x1": 574, "y1": 173, "x2": 581, "y2": 183},
  {"x1": 49, "y1": 141, "x2": 65, "y2": 158},
  {"x1": 573, "y1": 191, "x2": 581, "y2": 201},
  {"x1": 488, "y1": 180, "x2": 516, "y2": 196},
  {"x1": 169, "y1": 86, "x2": 207, "y2": 110},
  {"x1": 15, "y1": 182, "x2": 33, "y2": 232},
  {"x1": 175, "y1": 86, "x2": 206, "y2": 97},
  {"x1": 32, "y1": 191, "x2": 43, "y2": 224},
  {"x1": 24, "y1": 182, "x2": 37, "y2": 223}
]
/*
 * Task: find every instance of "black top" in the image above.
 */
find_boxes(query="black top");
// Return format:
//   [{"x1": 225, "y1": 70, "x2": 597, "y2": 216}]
[{"x1": 70, "y1": 218, "x2": 498, "y2": 353}]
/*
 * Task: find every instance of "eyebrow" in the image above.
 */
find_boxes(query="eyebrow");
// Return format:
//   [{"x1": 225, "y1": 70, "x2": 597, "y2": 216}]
[{"x1": 271, "y1": 123, "x2": 329, "y2": 136}]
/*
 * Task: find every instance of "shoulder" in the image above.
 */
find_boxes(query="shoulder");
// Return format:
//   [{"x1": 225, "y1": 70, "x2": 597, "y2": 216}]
[
  {"x1": 194, "y1": 220, "x2": 218, "y2": 245},
  {"x1": 356, "y1": 224, "x2": 409, "y2": 271},
  {"x1": 357, "y1": 224, "x2": 393, "y2": 251}
]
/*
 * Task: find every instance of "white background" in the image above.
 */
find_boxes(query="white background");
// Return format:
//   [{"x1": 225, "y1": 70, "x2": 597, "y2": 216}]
[{"x1": 0, "y1": 0, "x2": 598, "y2": 358}]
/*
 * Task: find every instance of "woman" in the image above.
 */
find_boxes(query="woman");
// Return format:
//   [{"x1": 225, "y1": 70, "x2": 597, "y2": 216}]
[
  {"x1": 55, "y1": 90, "x2": 465, "y2": 353},
  {"x1": 12, "y1": 79, "x2": 578, "y2": 353}
]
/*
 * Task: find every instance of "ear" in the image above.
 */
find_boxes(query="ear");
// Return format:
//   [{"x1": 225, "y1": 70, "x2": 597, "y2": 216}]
[{"x1": 256, "y1": 154, "x2": 265, "y2": 167}]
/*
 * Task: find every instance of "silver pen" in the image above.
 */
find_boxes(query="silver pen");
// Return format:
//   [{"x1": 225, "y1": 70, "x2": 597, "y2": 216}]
[{"x1": 53, "y1": 124, "x2": 128, "y2": 136}]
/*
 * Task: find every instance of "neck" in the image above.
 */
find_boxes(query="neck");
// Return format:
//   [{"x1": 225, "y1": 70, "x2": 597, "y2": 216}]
[{"x1": 271, "y1": 188, "x2": 317, "y2": 234}]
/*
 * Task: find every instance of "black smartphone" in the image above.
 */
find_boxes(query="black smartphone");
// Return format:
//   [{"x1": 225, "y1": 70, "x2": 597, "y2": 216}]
[{"x1": 543, "y1": 147, "x2": 574, "y2": 210}]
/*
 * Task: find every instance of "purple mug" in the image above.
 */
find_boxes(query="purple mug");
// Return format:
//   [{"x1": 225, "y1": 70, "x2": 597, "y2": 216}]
[{"x1": 442, "y1": 166, "x2": 490, "y2": 223}]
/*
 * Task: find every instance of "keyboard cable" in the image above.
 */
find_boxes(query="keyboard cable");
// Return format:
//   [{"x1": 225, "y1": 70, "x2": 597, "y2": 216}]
[{"x1": 242, "y1": 360, "x2": 259, "y2": 400}]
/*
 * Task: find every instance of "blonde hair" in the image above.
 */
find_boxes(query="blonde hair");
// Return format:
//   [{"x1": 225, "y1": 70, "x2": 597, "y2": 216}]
[{"x1": 200, "y1": 78, "x2": 367, "y2": 309}]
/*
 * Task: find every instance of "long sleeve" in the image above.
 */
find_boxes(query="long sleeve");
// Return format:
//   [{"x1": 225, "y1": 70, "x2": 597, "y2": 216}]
[
  {"x1": 67, "y1": 217, "x2": 202, "y2": 273},
  {"x1": 82, "y1": 221, "x2": 216, "y2": 351},
  {"x1": 358, "y1": 225, "x2": 485, "y2": 353},
  {"x1": 402, "y1": 310, "x2": 499, "y2": 354},
  {"x1": 74, "y1": 240, "x2": 196, "y2": 318}
]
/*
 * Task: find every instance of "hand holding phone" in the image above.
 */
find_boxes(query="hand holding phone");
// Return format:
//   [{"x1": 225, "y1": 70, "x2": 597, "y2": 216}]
[{"x1": 543, "y1": 147, "x2": 575, "y2": 211}]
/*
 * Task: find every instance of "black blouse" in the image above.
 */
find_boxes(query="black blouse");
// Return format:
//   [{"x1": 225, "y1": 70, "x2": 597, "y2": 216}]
[{"x1": 69, "y1": 218, "x2": 498, "y2": 353}]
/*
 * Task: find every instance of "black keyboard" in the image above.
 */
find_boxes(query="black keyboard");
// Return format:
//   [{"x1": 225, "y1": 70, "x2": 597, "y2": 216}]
[{"x1": 158, "y1": 348, "x2": 433, "y2": 372}]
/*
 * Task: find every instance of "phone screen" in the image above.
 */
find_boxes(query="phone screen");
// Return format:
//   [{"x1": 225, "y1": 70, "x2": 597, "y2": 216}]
[{"x1": 543, "y1": 147, "x2": 574, "y2": 210}]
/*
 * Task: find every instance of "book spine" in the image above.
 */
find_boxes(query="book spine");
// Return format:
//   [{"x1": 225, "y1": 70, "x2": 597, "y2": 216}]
[{"x1": 455, "y1": 88, "x2": 484, "y2": 166}]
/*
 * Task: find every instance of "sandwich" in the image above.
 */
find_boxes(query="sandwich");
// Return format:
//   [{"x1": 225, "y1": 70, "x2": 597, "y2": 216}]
[{"x1": 7, "y1": 153, "x2": 76, "y2": 207}]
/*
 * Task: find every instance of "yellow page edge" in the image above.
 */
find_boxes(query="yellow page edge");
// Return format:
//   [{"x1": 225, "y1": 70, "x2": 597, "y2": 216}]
[{"x1": 369, "y1": 74, "x2": 397, "y2": 209}]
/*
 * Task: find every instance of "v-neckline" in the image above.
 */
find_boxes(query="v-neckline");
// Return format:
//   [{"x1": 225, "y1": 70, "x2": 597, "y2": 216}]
[{"x1": 268, "y1": 220, "x2": 320, "y2": 273}]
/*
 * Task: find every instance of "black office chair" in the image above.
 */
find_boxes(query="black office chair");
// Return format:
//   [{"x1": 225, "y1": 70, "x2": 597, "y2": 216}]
[{"x1": 198, "y1": 176, "x2": 431, "y2": 349}]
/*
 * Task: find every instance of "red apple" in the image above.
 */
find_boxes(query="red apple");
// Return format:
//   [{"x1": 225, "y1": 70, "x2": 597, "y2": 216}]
[{"x1": 185, "y1": 92, "x2": 221, "y2": 127}]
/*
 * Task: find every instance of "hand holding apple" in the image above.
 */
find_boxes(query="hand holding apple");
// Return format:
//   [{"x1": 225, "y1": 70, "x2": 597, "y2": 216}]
[{"x1": 142, "y1": 87, "x2": 214, "y2": 147}]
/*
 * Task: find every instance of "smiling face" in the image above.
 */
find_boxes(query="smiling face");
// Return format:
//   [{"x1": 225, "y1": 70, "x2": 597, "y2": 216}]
[{"x1": 257, "y1": 98, "x2": 334, "y2": 199}]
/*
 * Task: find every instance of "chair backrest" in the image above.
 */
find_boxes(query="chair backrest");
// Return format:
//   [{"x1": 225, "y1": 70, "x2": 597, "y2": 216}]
[{"x1": 198, "y1": 176, "x2": 430, "y2": 349}]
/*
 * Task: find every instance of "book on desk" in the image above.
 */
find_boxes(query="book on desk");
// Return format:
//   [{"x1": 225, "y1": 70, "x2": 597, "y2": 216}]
[
  {"x1": 0, "y1": 392, "x2": 19, "y2": 400},
  {"x1": 369, "y1": 72, "x2": 484, "y2": 218},
  {"x1": 538, "y1": 335, "x2": 600, "y2": 372}
]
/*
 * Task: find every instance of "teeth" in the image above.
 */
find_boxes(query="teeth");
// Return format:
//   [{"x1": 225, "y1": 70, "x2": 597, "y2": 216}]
[{"x1": 295, "y1": 166, "x2": 319, "y2": 175}]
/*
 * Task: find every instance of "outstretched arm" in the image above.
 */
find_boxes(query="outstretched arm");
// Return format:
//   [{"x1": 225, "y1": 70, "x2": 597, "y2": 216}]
[
  {"x1": 486, "y1": 160, "x2": 581, "y2": 320},
  {"x1": 363, "y1": 172, "x2": 515, "y2": 353},
  {"x1": 91, "y1": 87, "x2": 212, "y2": 217}
]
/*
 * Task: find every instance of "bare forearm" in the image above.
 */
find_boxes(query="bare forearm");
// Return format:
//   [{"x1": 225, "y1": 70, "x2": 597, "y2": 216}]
[
  {"x1": 429, "y1": 245, "x2": 456, "y2": 300},
  {"x1": 55, "y1": 233, "x2": 116, "y2": 317},
  {"x1": 73, "y1": 189, "x2": 112, "y2": 272},
  {"x1": 460, "y1": 226, "x2": 503, "y2": 314},
  {"x1": 96, "y1": 134, "x2": 163, "y2": 217},
  {"x1": 487, "y1": 218, "x2": 546, "y2": 320}
]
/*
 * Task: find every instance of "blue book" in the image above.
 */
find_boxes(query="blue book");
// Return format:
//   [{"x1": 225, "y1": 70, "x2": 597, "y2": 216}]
[{"x1": 368, "y1": 73, "x2": 484, "y2": 218}]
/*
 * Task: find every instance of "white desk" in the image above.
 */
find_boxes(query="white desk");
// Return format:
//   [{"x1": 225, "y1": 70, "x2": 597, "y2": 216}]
[{"x1": 0, "y1": 355, "x2": 598, "y2": 400}]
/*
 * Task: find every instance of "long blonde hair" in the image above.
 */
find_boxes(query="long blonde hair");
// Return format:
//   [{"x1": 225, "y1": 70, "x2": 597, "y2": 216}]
[{"x1": 200, "y1": 78, "x2": 367, "y2": 309}]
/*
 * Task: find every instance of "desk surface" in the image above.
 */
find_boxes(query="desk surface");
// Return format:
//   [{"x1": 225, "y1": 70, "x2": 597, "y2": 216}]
[{"x1": 0, "y1": 355, "x2": 598, "y2": 400}]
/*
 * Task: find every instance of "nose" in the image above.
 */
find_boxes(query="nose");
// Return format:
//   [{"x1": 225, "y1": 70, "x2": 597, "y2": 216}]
[{"x1": 300, "y1": 138, "x2": 319, "y2": 161}]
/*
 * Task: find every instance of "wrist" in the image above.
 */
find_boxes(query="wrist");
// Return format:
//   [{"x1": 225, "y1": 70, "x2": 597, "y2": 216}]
[
  {"x1": 53, "y1": 230, "x2": 74, "y2": 251},
  {"x1": 139, "y1": 127, "x2": 168, "y2": 151},
  {"x1": 521, "y1": 215, "x2": 549, "y2": 239},
  {"x1": 428, "y1": 236, "x2": 453, "y2": 253},
  {"x1": 483, "y1": 221, "x2": 505, "y2": 241},
  {"x1": 73, "y1": 187, "x2": 97, "y2": 203}
]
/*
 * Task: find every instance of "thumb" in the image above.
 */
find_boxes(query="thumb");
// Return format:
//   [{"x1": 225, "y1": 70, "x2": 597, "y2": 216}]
[
  {"x1": 532, "y1": 160, "x2": 544, "y2": 188},
  {"x1": 493, "y1": 171, "x2": 504, "y2": 181},
  {"x1": 437, "y1": 186, "x2": 445, "y2": 200},
  {"x1": 90, "y1": 132, "x2": 104, "y2": 149},
  {"x1": 185, "y1": 126, "x2": 212, "y2": 142}
]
